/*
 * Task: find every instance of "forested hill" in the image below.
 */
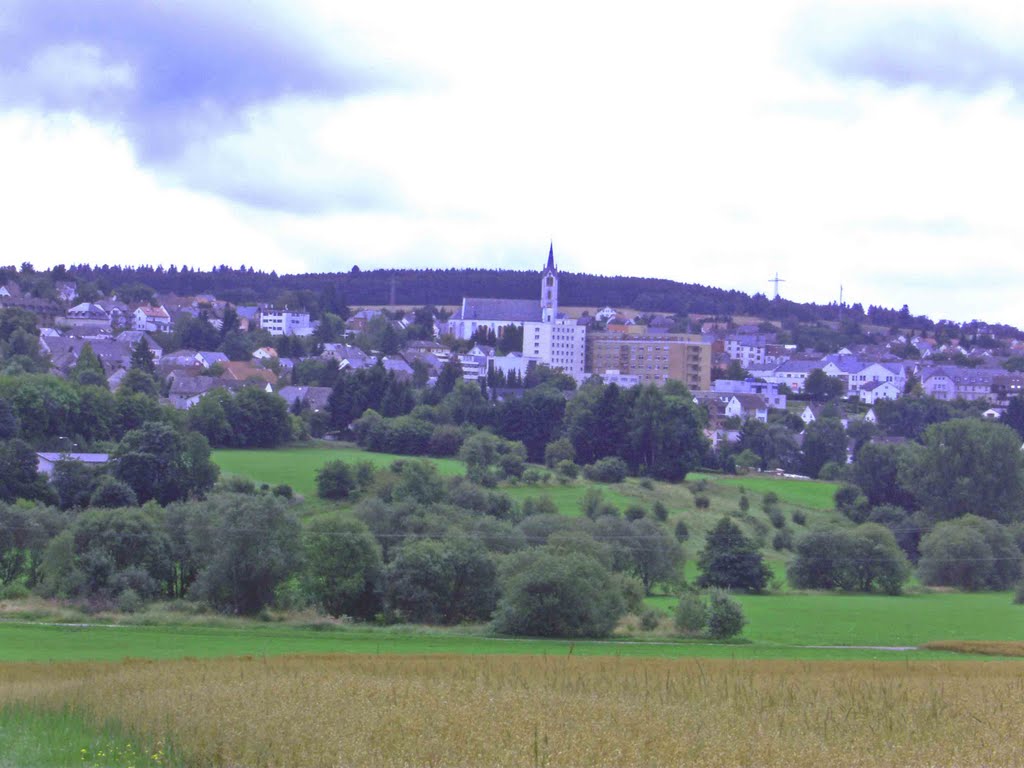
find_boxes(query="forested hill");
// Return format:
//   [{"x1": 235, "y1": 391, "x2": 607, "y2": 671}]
[{"x1": 56, "y1": 263, "x2": 933, "y2": 328}]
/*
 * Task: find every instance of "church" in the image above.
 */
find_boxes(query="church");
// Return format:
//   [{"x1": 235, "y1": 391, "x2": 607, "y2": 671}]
[{"x1": 444, "y1": 246, "x2": 588, "y2": 381}]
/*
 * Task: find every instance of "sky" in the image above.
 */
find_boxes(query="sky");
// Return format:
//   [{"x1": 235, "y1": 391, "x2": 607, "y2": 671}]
[{"x1": 1, "y1": 0, "x2": 1023, "y2": 325}]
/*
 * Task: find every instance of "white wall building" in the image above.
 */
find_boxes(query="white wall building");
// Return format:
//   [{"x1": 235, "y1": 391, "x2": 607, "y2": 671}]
[{"x1": 259, "y1": 308, "x2": 312, "y2": 336}]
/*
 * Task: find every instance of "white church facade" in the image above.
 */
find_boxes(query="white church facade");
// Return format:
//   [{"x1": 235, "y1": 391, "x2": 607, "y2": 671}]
[{"x1": 444, "y1": 245, "x2": 587, "y2": 381}]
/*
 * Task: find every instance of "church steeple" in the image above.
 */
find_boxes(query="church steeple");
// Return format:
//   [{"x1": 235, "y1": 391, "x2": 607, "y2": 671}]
[{"x1": 541, "y1": 243, "x2": 559, "y2": 323}]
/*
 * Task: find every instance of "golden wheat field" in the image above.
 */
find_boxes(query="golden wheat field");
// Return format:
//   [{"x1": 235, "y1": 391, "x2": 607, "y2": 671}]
[{"x1": 4, "y1": 654, "x2": 1024, "y2": 767}]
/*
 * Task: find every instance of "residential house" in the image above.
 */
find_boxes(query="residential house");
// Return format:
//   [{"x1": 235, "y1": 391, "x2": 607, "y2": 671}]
[
  {"x1": 800, "y1": 404, "x2": 849, "y2": 428},
  {"x1": 62, "y1": 302, "x2": 111, "y2": 331},
  {"x1": 381, "y1": 356, "x2": 415, "y2": 381},
  {"x1": 404, "y1": 340, "x2": 450, "y2": 359},
  {"x1": 712, "y1": 378, "x2": 787, "y2": 409},
  {"x1": 55, "y1": 281, "x2": 78, "y2": 303},
  {"x1": 253, "y1": 346, "x2": 278, "y2": 361},
  {"x1": 345, "y1": 308, "x2": 383, "y2": 333},
  {"x1": 115, "y1": 330, "x2": 163, "y2": 360},
  {"x1": 133, "y1": 305, "x2": 172, "y2": 333},
  {"x1": 276, "y1": 385, "x2": 332, "y2": 412},
  {"x1": 220, "y1": 361, "x2": 278, "y2": 387},
  {"x1": 858, "y1": 380, "x2": 902, "y2": 405},
  {"x1": 195, "y1": 351, "x2": 230, "y2": 369}
]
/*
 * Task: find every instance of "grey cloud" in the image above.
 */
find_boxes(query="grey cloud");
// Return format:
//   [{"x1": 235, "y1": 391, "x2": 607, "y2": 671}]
[
  {"x1": 794, "y1": 7, "x2": 1024, "y2": 97},
  {"x1": 0, "y1": 0, "x2": 405, "y2": 212}
]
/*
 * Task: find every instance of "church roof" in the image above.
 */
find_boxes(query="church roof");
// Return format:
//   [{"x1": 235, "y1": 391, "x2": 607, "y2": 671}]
[{"x1": 455, "y1": 298, "x2": 542, "y2": 323}]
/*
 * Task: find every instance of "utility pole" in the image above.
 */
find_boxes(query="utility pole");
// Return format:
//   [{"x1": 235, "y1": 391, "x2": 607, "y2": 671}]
[{"x1": 769, "y1": 272, "x2": 785, "y2": 299}]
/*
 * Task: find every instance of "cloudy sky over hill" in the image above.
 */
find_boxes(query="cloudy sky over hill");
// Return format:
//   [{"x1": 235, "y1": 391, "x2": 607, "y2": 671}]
[{"x1": 0, "y1": 0, "x2": 1022, "y2": 324}]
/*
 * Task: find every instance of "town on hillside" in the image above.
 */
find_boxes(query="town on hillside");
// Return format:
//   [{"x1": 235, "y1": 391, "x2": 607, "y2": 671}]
[{"x1": 2, "y1": 251, "x2": 1022, "y2": 476}]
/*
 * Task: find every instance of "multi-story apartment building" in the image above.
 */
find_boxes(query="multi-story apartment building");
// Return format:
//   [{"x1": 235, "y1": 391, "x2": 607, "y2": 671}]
[
  {"x1": 259, "y1": 307, "x2": 312, "y2": 336},
  {"x1": 587, "y1": 331, "x2": 711, "y2": 390}
]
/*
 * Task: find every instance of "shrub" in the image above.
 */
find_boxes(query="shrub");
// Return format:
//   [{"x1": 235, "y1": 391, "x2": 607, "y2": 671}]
[
  {"x1": 706, "y1": 589, "x2": 746, "y2": 639},
  {"x1": 0, "y1": 582, "x2": 30, "y2": 599},
  {"x1": 772, "y1": 528, "x2": 793, "y2": 551},
  {"x1": 694, "y1": 495, "x2": 710, "y2": 510},
  {"x1": 316, "y1": 460, "x2": 356, "y2": 500},
  {"x1": 817, "y1": 461, "x2": 845, "y2": 481},
  {"x1": 766, "y1": 507, "x2": 786, "y2": 529},
  {"x1": 1015, "y1": 581, "x2": 1024, "y2": 605},
  {"x1": 272, "y1": 484, "x2": 294, "y2": 499},
  {"x1": 835, "y1": 483, "x2": 869, "y2": 523},
  {"x1": 674, "y1": 520, "x2": 689, "y2": 542},
  {"x1": 522, "y1": 468, "x2": 548, "y2": 485},
  {"x1": 792, "y1": 510, "x2": 807, "y2": 526},
  {"x1": 493, "y1": 550, "x2": 625, "y2": 638},
  {"x1": 582, "y1": 457, "x2": 628, "y2": 483},
  {"x1": 88, "y1": 476, "x2": 139, "y2": 508},
  {"x1": 555, "y1": 460, "x2": 579, "y2": 479},
  {"x1": 762, "y1": 492, "x2": 779, "y2": 507},
  {"x1": 117, "y1": 588, "x2": 143, "y2": 614},
  {"x1": 653, "y1": 501, "x2": 669, "y2": 522},
  {"x1": 674, "y1": 592, "x2": 708, "y2": 635},
  {"x1": 739, "y1": 494, "x2": 750, "y2": 512},
  {"x1": 428, "y1": 424, "x2": 465, "y2": 457},
  {"x1": 639, "y1": 607, "x2": 662, "y2": 631},
  {"x1": 788, "y1": 524, "x2": 910, "y2": 594},
  {"x1": 918, "y1": 516, "x2": 1022, "y2": 591},
  {"x1": 543, "y1": 438, "x2": 576, "y2": 469},
  {"x1": 691, "y1": 479, "x2": 709, "y2": 493},
  {"x1": 625, "y1": 505, "x2": 646, "y2": 522}
]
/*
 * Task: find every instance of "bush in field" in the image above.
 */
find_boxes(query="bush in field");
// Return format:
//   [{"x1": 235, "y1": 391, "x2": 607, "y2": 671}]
[
  {"x1": 193, "y1": 495, "x2": 302, "y2": 615},
  {"x1": 492, "y1": 550, "x2": 624, "y2": 638},
  {"x1": 460, "y1": 432, "x2": 528, "y2": 486},
  {"x1": 544, "y1": 438, "x2": 576, "y2": 469},
  {"x1": 303, "y1": 516, "x2": 382, "y2": 619},
  {"x1": 316, "y1": 460, "x2": 356, "y2": 500},
  {"x1": 674, "y1": 520, "x2": 689, "y2": 542},
  {"x1": 694, "y1": 495, "x2": 710, "y2": 509},
  {"x1": 386, "y1": 537, "x2": 498, "y2": 625},
  {"x1": 918, "y1": 515, "x2": 1023, "y2": 591},
  {"x1": 674, "y1": 592, "x2": 708, "y2": 635},
  {"x1": 653, "y1": 501, "x2": 669, "y2": 522},
  {"x1": 639, "y1": 607, "x2": 662, "y2": 631},
  {"x1": 788, "y1": 523, "x2": 910, "y2": 594},
  {"x1": 706, "y1": 588, "x2": 746, "y2": 639},
  {"x1": 582, "y1": 457, "x2": 628, "y2": 483},
  {"x1": 88, "y1": 476, "x2": 138, "y2": 508},
  {"x1": 555, "y1": 460, "x2": 579, "y2": 479}
]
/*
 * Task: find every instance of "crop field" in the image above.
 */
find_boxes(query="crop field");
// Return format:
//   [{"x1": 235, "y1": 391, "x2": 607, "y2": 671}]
[{"x1": 4, "y1": 654, "x2": 1024, "y2": 767}]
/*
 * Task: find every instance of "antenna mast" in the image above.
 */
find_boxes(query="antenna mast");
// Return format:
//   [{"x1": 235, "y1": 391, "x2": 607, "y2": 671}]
[{"x1": 769, "y1": 272, "x2": 785, "y2": 299}]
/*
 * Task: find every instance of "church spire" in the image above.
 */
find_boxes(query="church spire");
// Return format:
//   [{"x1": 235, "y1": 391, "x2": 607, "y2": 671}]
[{"x1": 546, "y1": 242, "x2": 555, "y2": 273}]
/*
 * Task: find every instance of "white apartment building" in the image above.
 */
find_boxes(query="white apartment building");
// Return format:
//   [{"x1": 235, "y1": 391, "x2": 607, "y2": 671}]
[{"x1": 259, "y1": 308, "x2": 312, "y2": 336}]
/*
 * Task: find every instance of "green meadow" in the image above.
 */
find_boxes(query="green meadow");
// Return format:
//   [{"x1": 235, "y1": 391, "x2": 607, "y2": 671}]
[
  {"x1": 0, "y1": 618, "x2": 1004, "y2": 664},
  {"x1": 212, "y1": 443, "x2": 465, "y2": 497}
]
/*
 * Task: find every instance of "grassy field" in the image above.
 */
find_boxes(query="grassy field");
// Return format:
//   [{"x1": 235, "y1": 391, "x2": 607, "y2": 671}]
[
  {"x1": 5, "y1": 654, "x2": 1024, "y2": 767},
  {"x1": 689, "y1": 471, "x2": 840, "y2": 511},
  {"x1": 0, "y1": 705, "x2": 178, "y2": 768},
  {"x1": 646, "y1": 590, "x2": 1024, "y2": 647},
  {"x1": 212, "y1": 443, "x2": 465, "y2": 496},
  {"x1": 0, "y1": 620, "x2": 984, "y2": 663}
]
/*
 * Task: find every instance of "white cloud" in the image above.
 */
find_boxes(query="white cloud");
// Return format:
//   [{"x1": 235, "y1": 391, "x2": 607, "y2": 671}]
[{"x1": 0, "y1": 0, "x2": 1023, "y2": 325}]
